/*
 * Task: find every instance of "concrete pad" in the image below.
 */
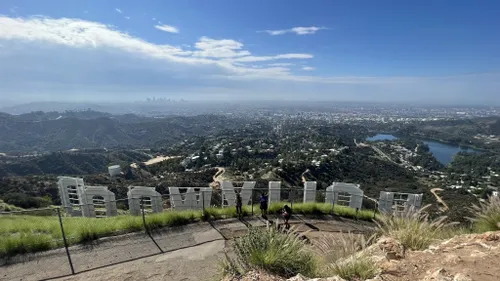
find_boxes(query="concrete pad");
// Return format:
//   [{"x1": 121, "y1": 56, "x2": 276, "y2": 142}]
[
  {"x1": 1, "y1": 248, "x2": 73, "y2": 281},
  {"x1": 53, "y1": 240, "x2": 226, "y2": 281}
]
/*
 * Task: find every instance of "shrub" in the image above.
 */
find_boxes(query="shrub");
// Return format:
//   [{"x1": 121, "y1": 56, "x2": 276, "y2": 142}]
[
  {"x1": 0, "y1": 233, "x2": 55, "y2": 257},
  {"x1": 313, "y1": 232, "x2": 378, "y2": 280},
  {"x1": 2, "y1": 193, "x2": 52, "y2": 209},
  {"x1": 232, "y1": 226, "x2": 315, "y2": 278},
  {"x1": 328, "y1": 256, "x2": 378, "y2": 281},
  {"x1": 470, "y1": 196, "x2": 500, "y2": 233},
  {"x1": 146, "y1": 210, "x2": 199, "y2": 229},
  {"x1": 373, "y1": 204, "x2": 455, "y2": 250}
]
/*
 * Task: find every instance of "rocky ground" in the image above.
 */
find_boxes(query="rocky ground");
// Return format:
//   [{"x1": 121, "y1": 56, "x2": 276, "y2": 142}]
[
  {"x1": 372, "y1": 231, "x2": 500, "y2": 281},
  {"x1": 224, "y1": 231, "x2": 500, "y2": 281}
]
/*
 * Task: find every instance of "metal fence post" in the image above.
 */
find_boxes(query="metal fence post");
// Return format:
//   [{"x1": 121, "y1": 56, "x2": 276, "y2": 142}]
[
  {"x1": 141, "y1": 198, "x2": 147, "y2": 232},
  {"x1": 251, "y1": 188, "x2": 254, "y2": 216},
  {"x1": 202, "y1": 190, "x2": 205, "y2": 213},
  {"x1": 140, "y1": 197, "x2": 164, "y2": 253},
  {"x1": 57, "y1": 208, "x2": 75, "y2": 275},
  {"x1": 331, "y1": 191, "x2": 336, "y2": 215}
]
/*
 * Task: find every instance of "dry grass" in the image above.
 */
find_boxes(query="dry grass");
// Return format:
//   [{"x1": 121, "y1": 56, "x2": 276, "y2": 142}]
[
  {"x1": 372, "y1": 204, "x2": 456, "y2": 250},
  {"x1": 469, "y1": 196, "x2": 500, "y2": 233},
  {"x1": 230, "y1": 226, "x2": 315, "y2": 278},
  {"x1": 313, "y1": 232, "x2": 378, "y2": 280}
]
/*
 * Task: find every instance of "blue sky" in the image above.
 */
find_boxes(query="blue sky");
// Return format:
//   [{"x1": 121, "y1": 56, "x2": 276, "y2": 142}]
[{"x1": 0, "y1": 0, "x2": 499, "y2": 105}]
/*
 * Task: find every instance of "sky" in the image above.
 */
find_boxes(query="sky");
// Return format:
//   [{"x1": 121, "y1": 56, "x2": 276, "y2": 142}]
[{"x1": 0, "y1": 0, "x2": 499, "y2": 105}]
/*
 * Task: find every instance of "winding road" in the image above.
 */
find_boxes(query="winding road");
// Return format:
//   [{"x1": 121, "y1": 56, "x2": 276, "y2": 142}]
[
  {"x1": 431, "y1": 188, "x2": 449, "y2": 211},
  {"x1": 301, "y1": 169, "x2": 310, "y2": 183},
  {"x1": 210, "y1": 167, "x2": 225, "y2": 189}
]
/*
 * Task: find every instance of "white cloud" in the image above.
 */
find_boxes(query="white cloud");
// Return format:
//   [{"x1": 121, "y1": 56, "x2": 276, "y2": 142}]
[
  {"x1": 0, "y1": 16, "x2": 307, "y2": 79},
  {"x1": 152, "y1": 17, "x2": 156, "y2": 21},
  {"x1": 291, "y1": 27, "x2": 323, "y2": 35},
  {"x1": 115, "y1": 8, "x2": 122, "y2": 14},
  {"x1": 231, "y1": 53, "x2": 312, "y2": 63},
  {"x1": 124, "y1": 16, "x2": 130, "y2": 20},
  {"x1": 155, "y1": 24, "x2": 179, "y2": 34},
  {"x1": 261, "y1": 26, "x2": 327, "y2": 36},
  {"x1": 268, "y1": 63, "x2": 293, "y2": 67},
  {"x1": 0, "y1": 16, "x2": 192, "y2": 59},
  {"x1": 302, "y1": 66, "x2": 315, "y2": 71},
  {"x1": 193, "y1": 37, "x2": 250, "y2": 58},
  {"x1": 0, "y1": 15, "x2": 497, "y2": 104}
]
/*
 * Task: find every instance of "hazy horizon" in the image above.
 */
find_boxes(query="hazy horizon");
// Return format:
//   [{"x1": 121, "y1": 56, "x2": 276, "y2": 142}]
[{"x1": 1, "y1": 98, "x2": 499, "y2": 112}]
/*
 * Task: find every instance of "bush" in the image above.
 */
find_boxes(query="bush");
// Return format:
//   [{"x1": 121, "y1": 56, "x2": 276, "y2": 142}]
[
  {"x1": 231, "y1": 226, "x2": 315, "y2": 278},
  {"x1": 373, "y1": 204, "x2": 455, "y2": 250},
  {"x1": 0, "y1": 233, "x2": 55, "y2": 257},
  {"x1": 328, "y1": 256, "x2": 378, "y2": 281},
  {"x1": 470, "y1": 196, "x2": 500, "y2": 233},
  {"x1": 2, "y1": 193, "x2": 52, "y2": 209},
  {"x1": 270, "y1": 202, "x2": 374, "y2": 221},
  {"x1": 314, "y1": 232, "x2": 378, "y2": 280}
]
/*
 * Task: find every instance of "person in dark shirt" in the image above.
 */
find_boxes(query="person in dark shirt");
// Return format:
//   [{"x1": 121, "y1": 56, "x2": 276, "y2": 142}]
[
  {"x1": 235, "y1": 192, "x2": 243, "y2": 218},
  {"x1": 259, "y1": 192, "x2": 268, "y2": 218},
  {"x1": 282, "y1": 204, "x2": 292, "y2": 229}
]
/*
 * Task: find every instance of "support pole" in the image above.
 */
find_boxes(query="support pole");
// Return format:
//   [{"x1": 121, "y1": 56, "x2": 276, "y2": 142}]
[
  {"x1": 57, "y1": 208, "x2": 75, "y2": 275},
  {"x1": 141, "y1": 197, "x2": 164, "y2": 253},
  {"x1": 202, "y1": 190, "x2": 205, "y2": 213},
  {"x1": 141, "y1": 198, "x2": 148, "y2": 232},
  {"x1": 251, "y1": 189, "x2": 254, "y2": 216},
  {"x1": 331, "y1": 191, "x2": 336, "y2": 215}
]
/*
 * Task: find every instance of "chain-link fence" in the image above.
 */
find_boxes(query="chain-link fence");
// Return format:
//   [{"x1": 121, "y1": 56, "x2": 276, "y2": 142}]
[
  {"x1": 1, "y1": 187, "x2": 381, "y2": 280},
  {"x1": 0, "y1": 207, "x2": 75, "y2": 280}
]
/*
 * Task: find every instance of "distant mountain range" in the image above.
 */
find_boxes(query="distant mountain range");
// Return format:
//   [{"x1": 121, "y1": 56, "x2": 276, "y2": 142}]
[{"x1": 0, "y1": 101, "x2": 234, "y2": 116}]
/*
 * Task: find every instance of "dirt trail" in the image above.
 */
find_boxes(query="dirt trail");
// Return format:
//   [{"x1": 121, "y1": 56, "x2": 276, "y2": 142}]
[
  {"x1": 371, "y1": 145, "x2": 399, "y2": 165},
  {"x1": 364, "y1": 195, "x2": 378, "y2": 204},
  {"x1": 301, "y1": 169, "x2": 310, "y2": 184},
  {"x1": 210, "y1": 167, "x2": 225, "y2": 189},
  {"x1": 431, "y1": 188, "x2": 449, "y2": 211},
  {"x1": 143, "y1": 155, "x2": 181, "y2": 166}
]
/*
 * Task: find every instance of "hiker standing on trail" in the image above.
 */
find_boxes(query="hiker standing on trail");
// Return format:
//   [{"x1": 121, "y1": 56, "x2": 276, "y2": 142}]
[
  {"x1": 282, "y1": 204, "x2": 292, "y2": 229},
  {"x1": 236, "y1": 192, "x2": 243, "y2": 218},
  {"x1": 259, "y1": 192, "x2": 268, "y2": 218}
]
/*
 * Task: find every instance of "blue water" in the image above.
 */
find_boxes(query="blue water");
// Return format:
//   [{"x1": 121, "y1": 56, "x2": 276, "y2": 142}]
[
  {"x1": 366, "y1": 134, "x2": 398, "y2": 141},
  {"x1": 366, "y1": 134, "x2": 477, "y2": 165},
  {"x1": 422, "y1": 140, "x2": 476, "y2": 165}
]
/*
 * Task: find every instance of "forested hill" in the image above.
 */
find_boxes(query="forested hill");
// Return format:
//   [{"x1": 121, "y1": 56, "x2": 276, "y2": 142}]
[
  {"x1": 396, "y1": 116, "x2": 500, "y2": 150},
  {"x1": 0, "y1": 111, "x2": 246, "y2": 153},
  {"x1": 0, "y1": 150, "x2": 151, "y2": 177}
]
